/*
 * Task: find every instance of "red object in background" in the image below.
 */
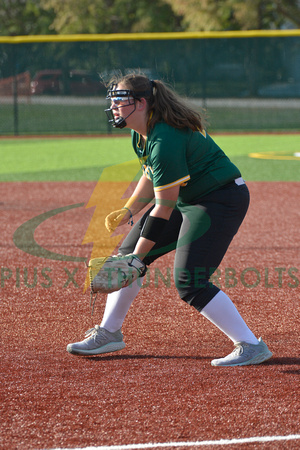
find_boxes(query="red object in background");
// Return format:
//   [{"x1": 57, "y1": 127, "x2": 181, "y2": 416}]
[{"x1": 30, "y1": 69, "x2": 105, "y2": 95}]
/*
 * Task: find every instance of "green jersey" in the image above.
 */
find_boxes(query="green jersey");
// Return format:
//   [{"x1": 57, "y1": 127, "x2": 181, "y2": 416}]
[{"x1": 132, "y1": 122, "x2": 241, "y2": 204}]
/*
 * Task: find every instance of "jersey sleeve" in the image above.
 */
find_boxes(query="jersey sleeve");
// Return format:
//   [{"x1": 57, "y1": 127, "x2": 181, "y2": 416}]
[{"x1": 150, "y1": 128, "x2": 191, "y2": 191}]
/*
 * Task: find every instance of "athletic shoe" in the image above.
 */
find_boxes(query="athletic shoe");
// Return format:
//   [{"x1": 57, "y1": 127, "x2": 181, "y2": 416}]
[
  {"x1": 211, "y1": 337, "x2": 272, "y2": 367},
  {"x1": 66, "y1": 325, "x2": 125, "y2": 356}
]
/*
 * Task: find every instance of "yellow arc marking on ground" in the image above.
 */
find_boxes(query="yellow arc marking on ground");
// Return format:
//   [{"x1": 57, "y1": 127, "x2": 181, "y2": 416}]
[{"x1": 249, "y1": 152, "x2": 300, "y2": 160}]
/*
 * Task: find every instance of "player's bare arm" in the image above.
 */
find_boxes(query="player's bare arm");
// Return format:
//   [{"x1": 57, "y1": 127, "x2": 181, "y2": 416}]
[
  {"x1": 133, "y1": 184, "x2": 179, "y2": 260},
  {"x1": 123, "y1": 174, "x2": 155, "y2": 218}
]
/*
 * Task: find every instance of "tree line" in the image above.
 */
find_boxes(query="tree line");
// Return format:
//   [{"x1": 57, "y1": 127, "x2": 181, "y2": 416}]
[{"x1": 0, "y1": 0, "x2": 299, "y2": 36}]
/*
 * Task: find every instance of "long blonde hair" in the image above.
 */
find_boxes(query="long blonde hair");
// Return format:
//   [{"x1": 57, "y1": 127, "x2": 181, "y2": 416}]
[{"x1": 109, "y1": 73, "x2": 205, "y2": 132}]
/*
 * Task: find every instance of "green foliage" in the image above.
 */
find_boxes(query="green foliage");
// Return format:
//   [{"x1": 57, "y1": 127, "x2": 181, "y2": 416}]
[
  {"x1": 166, "y1": 0, "x2": 300, "y2": 30},
  {"x1": 0, "y1": 0, "x2": 55, "y2": 35},
  {"x1": 40, "y1": 0, "x2": 183, "y2": 34},
  {"x1": 0, "y1": 0, "x2": 299, "y2": 36}
]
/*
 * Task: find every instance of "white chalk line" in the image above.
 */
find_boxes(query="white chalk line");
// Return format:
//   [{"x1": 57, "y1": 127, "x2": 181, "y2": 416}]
[{"x1": 52, "y1": 433, "x2": 300, "y2": 449}]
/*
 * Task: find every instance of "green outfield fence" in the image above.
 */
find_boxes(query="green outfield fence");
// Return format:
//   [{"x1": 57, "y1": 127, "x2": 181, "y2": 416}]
[{"x1": 0, "y1": 30, "x2": 300, "y2": 135}]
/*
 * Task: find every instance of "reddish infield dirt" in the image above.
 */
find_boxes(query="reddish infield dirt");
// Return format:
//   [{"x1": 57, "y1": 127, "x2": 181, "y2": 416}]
[{"x1": 0, "y1": 181, "x2": 299, "y2": 450}]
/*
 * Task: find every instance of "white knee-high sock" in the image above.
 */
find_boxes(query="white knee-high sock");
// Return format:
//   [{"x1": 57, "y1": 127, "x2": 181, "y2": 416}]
[
  {"x1": 201, "y1": 290, "x2": 259, "y2": 345},
  {"x1": 100, "y1": 277, "x2": 144, "y2": 333}
]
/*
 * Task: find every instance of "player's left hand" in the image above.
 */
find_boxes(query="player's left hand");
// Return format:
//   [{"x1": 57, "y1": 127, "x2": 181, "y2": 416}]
[{"x1": 88, "y1": 254, "x2": 147, "y2": 293}]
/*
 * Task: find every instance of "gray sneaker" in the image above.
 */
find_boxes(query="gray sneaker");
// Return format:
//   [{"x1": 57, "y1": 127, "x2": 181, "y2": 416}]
[
  {"x1": 67, "y1": 326, "x2": 125, "y2": 356},
  {"x1": 211, "y1": 337, "x2": 272, "y2": 367}
]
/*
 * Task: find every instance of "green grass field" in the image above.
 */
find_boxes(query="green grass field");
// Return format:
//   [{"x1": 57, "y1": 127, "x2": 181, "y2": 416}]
[
  {"x1": 0, "y1": 134, "x2": 299, "y2": 182},
  {"x1": 1, "y1": 103, "x2": 299, "y2": 135}
]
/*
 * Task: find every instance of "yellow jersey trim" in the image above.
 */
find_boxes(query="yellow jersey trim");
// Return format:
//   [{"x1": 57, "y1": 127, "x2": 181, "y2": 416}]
[{"x1": 154, "y1": 175, "x2": 191, "y2": 191}]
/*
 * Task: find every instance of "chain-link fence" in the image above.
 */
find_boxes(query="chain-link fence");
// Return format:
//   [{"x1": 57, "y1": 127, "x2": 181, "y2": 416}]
[{"x1": 0, "y1": 30, "x2": 299, "y2": 135}]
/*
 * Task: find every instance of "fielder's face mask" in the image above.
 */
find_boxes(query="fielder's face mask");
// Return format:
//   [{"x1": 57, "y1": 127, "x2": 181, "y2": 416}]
[
  {"x1": 105, "y1": 86, "x2": 136, "y2": 129},
  {"x1": 105, "y1": 83, "x2": 153, "y2": 129}
]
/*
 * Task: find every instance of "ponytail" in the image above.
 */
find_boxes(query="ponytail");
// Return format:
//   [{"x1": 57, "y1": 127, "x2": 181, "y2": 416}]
[{"x1": 149, "y1": 80, "x2": 205, "y2": 132}]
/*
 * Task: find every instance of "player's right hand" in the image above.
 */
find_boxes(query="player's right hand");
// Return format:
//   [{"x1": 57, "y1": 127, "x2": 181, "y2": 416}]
[{"x1": 105, "y1": 208, "x2": 128, "y2": 233}]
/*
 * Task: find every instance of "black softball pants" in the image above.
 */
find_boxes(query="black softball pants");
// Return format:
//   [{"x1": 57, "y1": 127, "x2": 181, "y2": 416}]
[{"x1": 119, "y1": 182, "x2": 250, "y2": 311}]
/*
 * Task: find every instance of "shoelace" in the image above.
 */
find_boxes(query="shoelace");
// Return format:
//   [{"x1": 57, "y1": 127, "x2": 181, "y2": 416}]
[
  {"x1": 85, "y1": 326, "x2": 98, "y2": 337},
  {"x1": 232, "y1": 343, "x2": 244, "y2": 356},
  {"x1": 90, "y1": 291, "x2": 98, "y2": 316},
  {"x1": 84, "y1": 325, "x2": 111, "y2": 347},
  {"x1": 85, "y1": 258, "x2": 98, "y2": 316}
]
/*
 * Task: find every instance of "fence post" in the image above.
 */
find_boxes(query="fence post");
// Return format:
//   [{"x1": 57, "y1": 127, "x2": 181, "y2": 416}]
[
  {"x1": 11, "y1": 46, "x2": 19, "y2": 136},
  {"x1": 13, "y1": 73, "x2": 19, "y2": 136}
]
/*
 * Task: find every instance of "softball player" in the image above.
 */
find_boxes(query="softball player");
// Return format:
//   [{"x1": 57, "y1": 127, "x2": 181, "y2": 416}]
[{"x1": 67, "y1": 73, "x2": 272, "y2": 366}]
